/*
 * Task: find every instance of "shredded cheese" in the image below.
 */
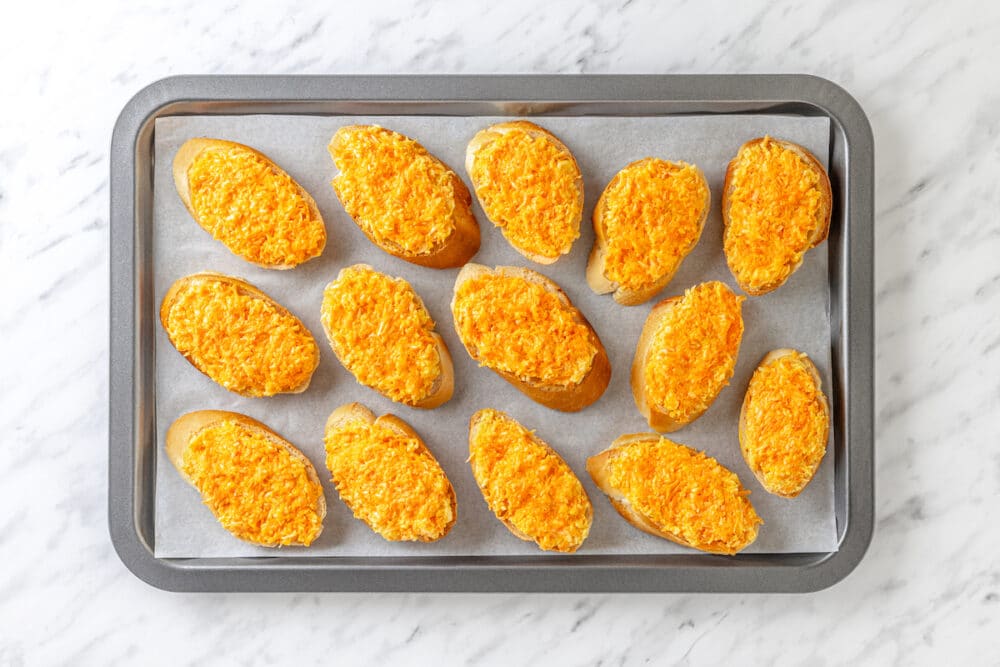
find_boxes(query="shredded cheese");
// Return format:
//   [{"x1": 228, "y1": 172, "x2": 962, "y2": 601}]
[
  {"x1": 725, "y1": 137, "x2": 826, "y2": 291},
  {"x1": 601, "y1": 160, "x2": 708, "y2": 291},
  {"x1": 182, "y1": 420, "x2": 323, "y2": 546},
  {"x1": 321, "y1": 266, "x2": 442, "y2": 406},
  {"x1": 469, "y1": 409, "x2": 591, "y2": 552},
  {"x1": 331, "y1": 126, "x2": 458, "y2": 255},
  {"x1": 163, "y1": 277, "x2": 318, "y2": 397},
  {"x1": 742, "y1": 353, "x2": 829, "y2": 496},
  {"x1": 325, "y1": 417, "x2": 455, "y2": 541},
  {"x1": 606, "y1": 437, "x2": 761, "y2": 554},
  {"x1": 187, "y1": 145, "x2": 325, "y2": 267},
  {"x1": 470, "y1": 126, "x2": 581, "y2": 260},
  {"x1": 453, "y1": 272, "x2": 597, "y2": 386},
  {"x1": 643, "y1": 281, "x2": 744, "y2": 423}
]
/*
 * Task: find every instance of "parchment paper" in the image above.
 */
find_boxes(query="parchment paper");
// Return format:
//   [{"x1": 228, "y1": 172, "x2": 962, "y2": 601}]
[{"x1": 152, "y1": 113, "x2": 837, "y2": 557}]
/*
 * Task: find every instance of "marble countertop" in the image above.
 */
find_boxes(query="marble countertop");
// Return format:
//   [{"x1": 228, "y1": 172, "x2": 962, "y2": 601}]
[{"x1": 2, "y1": 0, "x2": 999, "y2": 663}]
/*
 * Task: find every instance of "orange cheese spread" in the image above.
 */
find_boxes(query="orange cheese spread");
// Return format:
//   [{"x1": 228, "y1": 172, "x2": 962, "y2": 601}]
[
  {"x1": 742, "y1": 353, "x2": 829, "y2": 496},
  {"x1": 725, "y1": 137, "x2": 826, "y2": 291},
  {"x1": 163, "y1": 277, "x2": 319, "y2": 397},
  {"x1": 601, "y1": 160, "x2": 708, "y2": 291},
  {"x1": 453, "y1": 272, "x2": 597, "y2": 386},
  {"x1": 187, "y1": 145, "x2": 325, "y2": 267},
  {"x1": 183, "y1": 420, "x2": 323, "y2": 546},
  {"x1": 325, "y1": 417, "x2": 455, "y2": 541},
  {"x1": 469, "y1": 409, "x2": 591, "y2": 552},
  {"x1": 606, "y1": 437, "x2": 761, "y2": 554},
  {"x1": 321, "y1": 266, "x2": 442, "y2": 406},
  {"x1": 470, "y1": 126, "x2": 581, "y2": 260},
  {"x1": 643, "y1": 281, "x2": 744, "y2": 423},
  {"x1": 331, "y1": 126, "x2": 457, "y2": 255}
]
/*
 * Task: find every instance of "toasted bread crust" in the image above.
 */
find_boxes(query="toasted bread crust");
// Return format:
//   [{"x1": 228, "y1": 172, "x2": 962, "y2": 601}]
[
  {"x1": 172, "y1": 138, "x2": 326, "y2": 270},
  {"x1": 165, "y1": 410, "x2": 327, "y2": 547},
  {"x1": 722, "y1": 137, "x2": 832, "y2": 296},
  {"x1": 465, "y1": 121, "x2": 583, "y2": 264},
  {"x1": 329, "y1": 125, "x2": 480, "y2": 269},
  {"x1": 160, "y1": 272, "x2": 319, "y2": 397},
  {"x1": 587, "y1": 159, "x2": 710, "y2": 306},
  {"x1": 451, "y1": 263, "x2": 611, "y2": 412}
]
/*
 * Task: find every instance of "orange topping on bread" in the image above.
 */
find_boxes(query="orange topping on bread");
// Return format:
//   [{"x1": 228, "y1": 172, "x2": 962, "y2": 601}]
[
  {"x1": 469, "y1": 409, "x2": 591, "y2": 552},
  {"x1": 182, "y1": 420, "x2": 324, "y2": 546}
]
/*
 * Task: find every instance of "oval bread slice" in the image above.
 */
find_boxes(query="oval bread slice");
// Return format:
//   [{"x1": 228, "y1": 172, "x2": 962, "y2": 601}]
[
  {"x1": 739, "y1": 349, "x2": 830, "y2": 498},
  {"x1": 587, "y1": 158, "x2": 710, "y2": 306},
  {"x1": 631, "y1": 280, "x2": 744, "y2": 432},
  {"x1": 324, "y1": 403, "x2": 457, "y2": 542},
  {"x1": 173, "y1": 138, "x2": 326, "y2": 269},
  {"x1": 587, "y1": 433, "x2": 761, "y2": 555},
  {"x1": 722, "y1": 136, "x2": 832, "y2": 295},
  {"x1": 160, "y1": 272, "x2": 320, "y2": 397},
  {"x1": 329, "y1": 125, "x2": 480, "y2": 268},
  {"x1": 451, "y1": 263, "x2": 611, "y2": 412},
  {"x1": 468, "y1": 409, "x2": 592, "y2": 553},
  {"x1": 320, "y1": 264, "x2": 454, "y2": 409},
  {"x1": 166, "y1": 410, "x2": 327, "y2": 547},
  {"x1": 465, "y1": 120, "x2": 583, "y2": 264}
]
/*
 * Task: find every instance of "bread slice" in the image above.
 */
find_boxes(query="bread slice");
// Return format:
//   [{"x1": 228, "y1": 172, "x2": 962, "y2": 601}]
[
  {"x1": 329, "y1": 125, "x2": 480, "y2": 268},
  {"x1": 451, "y1": 263, "x2": 611, "y2": 412},
  {"x1": 324, "y1": 402, "x2": 457, "y2": 542},
  {"x1": 468, "y1": 409, "x2": 592, "y2": 552},
  {"x1": 166, "y1": 410, "x2": 327, "y2": 547},
  {"x1": 587, "y1": 433, "x2": 761, "y2": 555},
  {"x1": 160, "y1": 272, "x2": 320, "y2": 397},
  {"x1": 320, "y1": 264, "x2": 453, "y2": 409},
  {"x1": 739, "y1": 349, "x2": 830, "y2": 498},
  {"x1": 722, "y1": 137, "x2": 832, "y2": 296},
  {"x1": 173, "y1": 138, "x2": 326, "y2": 269},
  {"x1": 587, "y1": 158, "x2": 710, "y2": 306},
  {"x1": 631, "y1": 281, "x2": 744, "y2": 432},
  {"x1": 465, "y1": 120, "x2": 583, "y2": 264}
]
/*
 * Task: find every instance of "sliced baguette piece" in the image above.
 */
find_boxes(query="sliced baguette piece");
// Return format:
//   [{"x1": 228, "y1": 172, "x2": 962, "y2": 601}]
[
  {"x1": 329, "y1": 125, "x2": 480, "y2": 268},
  {"x1": 722, "y1": 136, "x2": 832, "y2": 296},
  {"x1": 631, "y1": 281, "x2": 744, "y2": 432},
  {"x1": 468, "y1": 409, "x2": 592, "y2": 553},
  {"x1": 320, "y1": 264, "x2": 453, "y2": 409},
  {"x1": 739, "y1": 349, "x2": 830, "y2": 498},
  {"x1": 160, "y1": 271, "x2": 320, "y2": 397},
  {"x1": 166, "y1": 410, "x2": 327, "y2": 547},
  {"x1": 587, "y1": 158, "x2": 710, "y2": 306},
  {"x1": 587, "y1": 433, "x2": 761, "y2": 555},
  {"x1": 173, "y1": 137, "x2": 326, "y2": 269},
  {"x1": 451, "y1": 263, "x2": 611, "y2": 412},
  {"x1": 465, "y1": 120, "x2": 583, "y2": 264},
  {"x1": 324, "y1": 403, "x2": 457, "y2": 542}
]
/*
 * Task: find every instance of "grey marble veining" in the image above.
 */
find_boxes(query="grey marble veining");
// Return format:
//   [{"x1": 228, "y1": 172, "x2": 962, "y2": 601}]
[{"x1": 2, "y1": 0, "x2": 1000, "y2": 664}]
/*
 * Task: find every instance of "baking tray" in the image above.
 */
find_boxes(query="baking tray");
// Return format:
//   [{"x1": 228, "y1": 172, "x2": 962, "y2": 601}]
[{"x1": 109, "y1": 75, "x2": 874, "y2": 592}]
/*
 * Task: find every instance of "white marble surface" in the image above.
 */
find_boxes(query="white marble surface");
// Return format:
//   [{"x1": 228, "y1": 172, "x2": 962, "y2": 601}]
[{"x1": 1, "y1": 0, "x2": 999, "y2": 664}]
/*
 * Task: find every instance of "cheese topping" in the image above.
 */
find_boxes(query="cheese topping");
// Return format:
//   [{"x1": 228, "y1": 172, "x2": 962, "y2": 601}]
[
  {"x1": 605, "y1": 437, "x2": 761, "y2": 555},
  {"x1": 469, "y1": 409, "x2": 591, "y2": 552},
  {"x1": 453, "y1": 272, "x2": 597, "y2": 386},
  {"x1": 321, "y1": 266, "x2": 442, "y2": 406},
  {"x1": 325, "y1": 417, "x2": 455, "y2": 542},
  {"x1": 163, "y1": 277, "x2": 319, "y2": 397},
  {"x1": 182, "y1": 420, "x2": 323, "y2": 546},
  {"x1": 643, "y1": 281, "x2": 744, "y2": 423},
  {"x1": 470, "y1": 126, "x2": 581, "y2": 260},
  {"x1": 725, "y1": 137, "x2": 827, "y2": 291},
  {"x1": 331, "y1": 126, "x2": 458, "y2": 255},
  {"x1": 187, "y1": 145, "x2": 325, "y2": 267},
  {"x1": 742, "y1": 353, "x2": 829, "y2": 496},
  {"x1": 601, "y1": 160, "x2": 708, "y2": 291}
]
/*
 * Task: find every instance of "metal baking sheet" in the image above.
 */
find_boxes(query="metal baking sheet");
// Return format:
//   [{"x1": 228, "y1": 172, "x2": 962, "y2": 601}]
[{"x1": 109, "y1": 75, "x2": 874, "y2": 592}]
